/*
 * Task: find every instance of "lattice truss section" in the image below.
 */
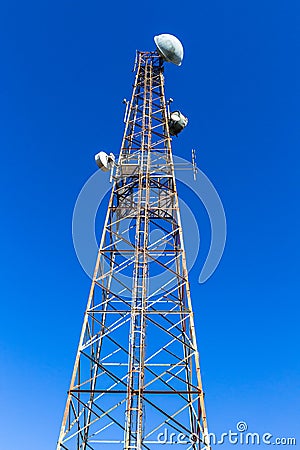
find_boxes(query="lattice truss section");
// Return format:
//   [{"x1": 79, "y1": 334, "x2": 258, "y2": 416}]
[{"x1": 57, "y1": 52, "x2": 210, "y2": 450}]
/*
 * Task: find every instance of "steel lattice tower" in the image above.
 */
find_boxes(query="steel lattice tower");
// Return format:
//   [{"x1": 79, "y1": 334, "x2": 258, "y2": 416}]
[{"x1": 57, "y1": 49, "x2": 210, "y2": 450}]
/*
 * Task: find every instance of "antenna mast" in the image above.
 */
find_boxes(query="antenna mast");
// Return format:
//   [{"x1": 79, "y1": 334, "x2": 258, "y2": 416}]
[{"x1": 57, "y1": 35, "x2": 210, "y2": 450}]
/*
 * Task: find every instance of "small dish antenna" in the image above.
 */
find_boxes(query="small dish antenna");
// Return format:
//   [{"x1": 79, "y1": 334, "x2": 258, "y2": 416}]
[
  {"x1": 154, "y1": 34, "x2": 184, "y2": 66},
  {"x1": 168, "y1": 110, "x2": 188, "y2": 136},
  {"x1": 95, "y1": 151, "x2": 115, "y2": 172}
]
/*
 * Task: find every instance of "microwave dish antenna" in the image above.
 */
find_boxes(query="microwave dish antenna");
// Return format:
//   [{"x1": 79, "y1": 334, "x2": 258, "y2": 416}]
[{"x1": 154, "y1": 33, "x2": 184, "y2": 66}]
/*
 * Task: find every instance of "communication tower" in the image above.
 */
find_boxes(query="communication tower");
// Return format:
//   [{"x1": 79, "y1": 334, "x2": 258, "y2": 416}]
[{"x1": 57, "y1": 34, "x2": 210, "y2": 450}]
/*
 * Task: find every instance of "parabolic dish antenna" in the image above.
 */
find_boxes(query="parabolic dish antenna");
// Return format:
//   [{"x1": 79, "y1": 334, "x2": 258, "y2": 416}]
[
  {"x1": 154, "y1": 33, "x2": 184, "y2": 66},
  {"x1": 95, "y1": 151, "x2": 115, "y2": 172}
]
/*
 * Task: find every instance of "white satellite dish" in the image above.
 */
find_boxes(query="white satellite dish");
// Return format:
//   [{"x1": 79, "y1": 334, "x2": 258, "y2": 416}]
[
  {"x1": 154, "y1": 34, "x2": 184, "y2": 66},
  {"x1": 168, "y1": 110, "x2": 188, "y2": 136},
  {"x1": 95, "y1": 151, "x2": 115, "y2": 172}
]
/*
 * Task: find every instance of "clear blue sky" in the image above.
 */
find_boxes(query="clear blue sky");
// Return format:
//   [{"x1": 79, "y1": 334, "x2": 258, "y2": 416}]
[{"x1": 0, "y1": 1, "x2": 299, "y2": 449}]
